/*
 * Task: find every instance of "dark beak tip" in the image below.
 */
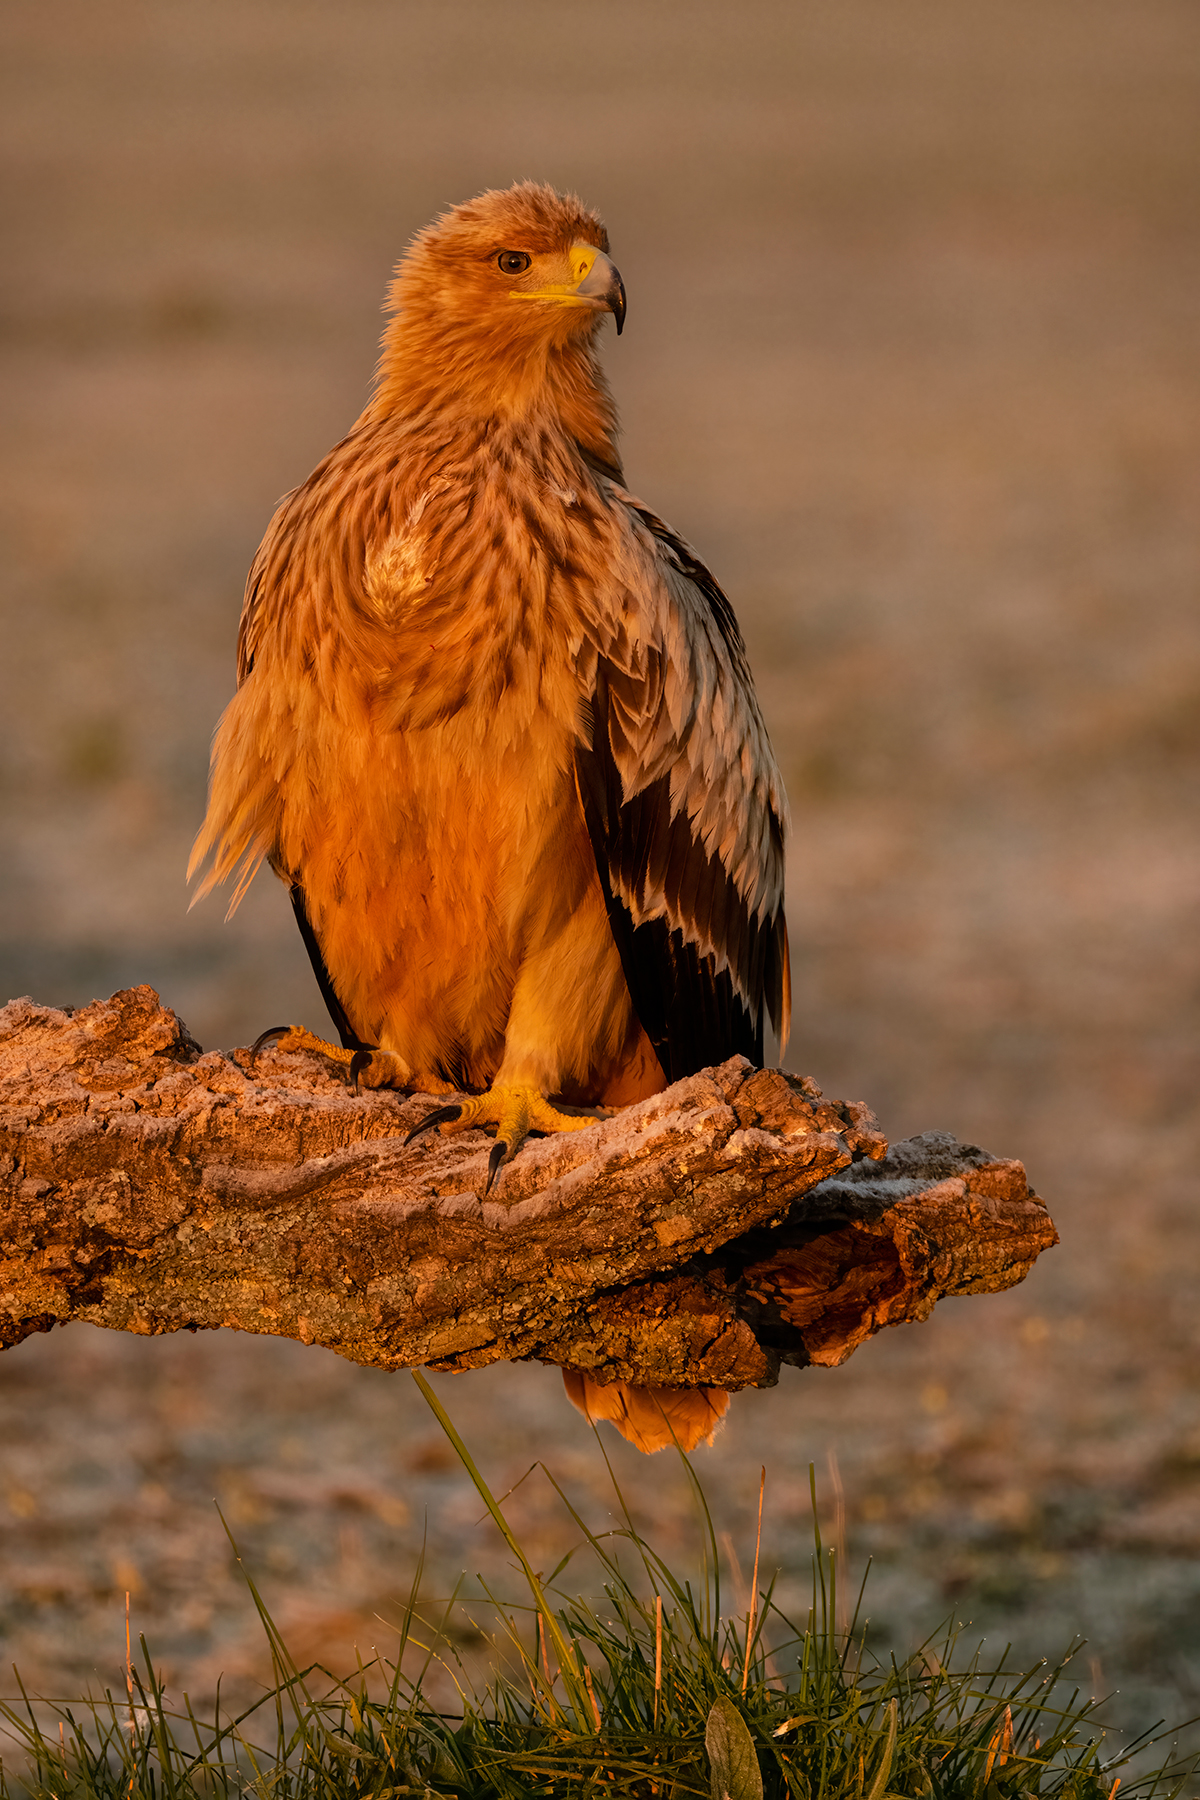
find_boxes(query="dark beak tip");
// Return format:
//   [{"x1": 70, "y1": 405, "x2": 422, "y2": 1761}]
[{"x1": 613, "y1": 278, "x2": 627, "y2": 336}]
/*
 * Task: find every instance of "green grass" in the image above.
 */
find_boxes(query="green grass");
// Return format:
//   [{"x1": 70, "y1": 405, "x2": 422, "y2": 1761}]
[{"x1": 2, "y1": 1370, "x2": 1194, "y2": 1800}]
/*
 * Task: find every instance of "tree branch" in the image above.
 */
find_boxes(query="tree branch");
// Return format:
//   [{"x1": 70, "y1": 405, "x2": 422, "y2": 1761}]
[{"x1": 0, "y1": 986, "x2": 1057, "y2": 1390}]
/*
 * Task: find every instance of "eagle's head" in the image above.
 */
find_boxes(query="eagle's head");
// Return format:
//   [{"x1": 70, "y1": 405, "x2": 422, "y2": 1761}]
[{"x1": 377, "y1": 183, "x2": 625, "y2": 422}]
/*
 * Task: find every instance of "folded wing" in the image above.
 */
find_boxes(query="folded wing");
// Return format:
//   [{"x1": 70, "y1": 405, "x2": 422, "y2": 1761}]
[{"x1": 574, "y1": 495, "x2": 791, "y2": 1083}]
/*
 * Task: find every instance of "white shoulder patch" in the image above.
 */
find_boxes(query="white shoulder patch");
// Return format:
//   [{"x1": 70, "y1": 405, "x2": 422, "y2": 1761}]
[{"x1": 363, "y1": 480, "x2": 452, "y2": 620}]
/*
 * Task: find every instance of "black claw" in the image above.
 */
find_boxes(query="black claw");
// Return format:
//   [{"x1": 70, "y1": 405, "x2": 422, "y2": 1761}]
[
  {"x1": 250, "y1": 1026, "x2": 291, "y2": 1064},
  {"x1": 348, "y1": 1049, "x2": 373, "y2": 1093},
  {"x1": 403, "y1": 1103, "x2": 463, "y2": 1147},
  {"x1": 484, "y1": 1140, "x2": 508, "y2": 1196}
]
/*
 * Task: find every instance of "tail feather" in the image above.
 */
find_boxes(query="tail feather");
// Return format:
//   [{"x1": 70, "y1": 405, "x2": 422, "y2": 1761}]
[{"x1": 563, "y1": 1371, "x2": 730, "y2": 1453}]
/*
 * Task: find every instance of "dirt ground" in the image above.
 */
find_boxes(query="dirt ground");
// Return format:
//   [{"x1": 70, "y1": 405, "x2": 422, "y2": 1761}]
[{"x1": 2, "y1": 0, "x2": 1199, "y2": 1763}]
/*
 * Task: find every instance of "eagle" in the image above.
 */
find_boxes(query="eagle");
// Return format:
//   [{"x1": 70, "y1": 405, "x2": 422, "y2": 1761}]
[{"x1": 190, "y1": 183, "x2": 790, "y2": 1453}]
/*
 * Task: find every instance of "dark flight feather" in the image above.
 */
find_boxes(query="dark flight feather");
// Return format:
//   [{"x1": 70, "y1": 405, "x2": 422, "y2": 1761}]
[
  {"x1": 576, "y1": 665, "x2": 783, "y2": 1083},
  {"x1": 287, "y1": 882, "x2": 372, "y2": 1052}
]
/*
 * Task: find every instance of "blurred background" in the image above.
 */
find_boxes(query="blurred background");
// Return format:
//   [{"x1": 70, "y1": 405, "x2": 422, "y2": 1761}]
[{"x1": 2, "y1": 0, "x2": 1199, "y2": 1752}]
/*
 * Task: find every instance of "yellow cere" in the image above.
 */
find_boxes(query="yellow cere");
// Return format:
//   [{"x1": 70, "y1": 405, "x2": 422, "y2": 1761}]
[{"x1": 569, "y1": 244, "x2": 598, "y2": 284}]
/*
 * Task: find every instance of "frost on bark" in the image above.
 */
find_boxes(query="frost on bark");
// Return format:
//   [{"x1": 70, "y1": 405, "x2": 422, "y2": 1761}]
[{"x1": 0, "y1": 987, "x2": 1057, "y2": 1390}]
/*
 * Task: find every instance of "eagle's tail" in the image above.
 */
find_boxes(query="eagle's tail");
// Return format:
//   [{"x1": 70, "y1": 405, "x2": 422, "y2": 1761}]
[{"x1": 562, "y1": 1371, "x2": 730, "y2": 1454}]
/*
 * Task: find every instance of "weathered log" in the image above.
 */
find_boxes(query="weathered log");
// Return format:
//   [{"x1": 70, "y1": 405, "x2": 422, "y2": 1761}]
[{"x1": 0, "y1": 986, "x2": 1057, "y2": 1390}]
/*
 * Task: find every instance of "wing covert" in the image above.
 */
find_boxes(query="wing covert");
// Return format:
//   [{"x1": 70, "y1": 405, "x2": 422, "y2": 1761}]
[{"x1": 574, "y1": 496, "x2": 790, "y2": 1083}]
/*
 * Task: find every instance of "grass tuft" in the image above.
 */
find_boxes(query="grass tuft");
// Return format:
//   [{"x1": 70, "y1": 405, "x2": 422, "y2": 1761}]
[{"x1": 2, "y1": 1373, "x2": 1195, "y2": 1800}]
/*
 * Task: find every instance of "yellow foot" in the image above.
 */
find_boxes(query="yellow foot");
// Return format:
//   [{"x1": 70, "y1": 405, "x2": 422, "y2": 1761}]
[
  {"x1": 249, "y1": 1026, "x2": 453, "y2": 1094},
  {"x1": 406, "y1": 1082, "x2": 598, "y2": 1193}
]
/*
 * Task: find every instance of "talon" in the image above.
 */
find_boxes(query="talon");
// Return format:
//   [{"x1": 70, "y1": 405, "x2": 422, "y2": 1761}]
[
  {"x1": 431, "y1": 1080, "x2": 597, "y2": 1182},
  {"x1": 250, "y1": 1026, "x2": 291, "y2": 1064},
  {"x1": 485, "y1": 1139, "x2": 508, "y2": 1194},
  {"x1": 403, "y1": 1102, "x2": 463, "y2": 1147},
  {"x1": 349, "y1": 1051, "x2": 383, "y2": 1087}
]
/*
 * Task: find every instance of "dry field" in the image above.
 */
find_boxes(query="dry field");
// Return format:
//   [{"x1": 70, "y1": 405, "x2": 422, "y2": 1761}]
[{"x1": 2, "y1": 0, "x2": 1199, "y2": 1756}]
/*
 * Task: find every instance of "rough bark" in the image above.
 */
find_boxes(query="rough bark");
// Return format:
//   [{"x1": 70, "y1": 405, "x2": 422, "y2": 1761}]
[{"x1": 0, "y1": 986, "x2": 1058, "y2": 1390}]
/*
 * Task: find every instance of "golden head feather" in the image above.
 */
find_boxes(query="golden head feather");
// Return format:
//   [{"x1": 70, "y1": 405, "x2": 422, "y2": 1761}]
[{"x1": 372, "y1": 181, "x2": 625, "y2": 424}]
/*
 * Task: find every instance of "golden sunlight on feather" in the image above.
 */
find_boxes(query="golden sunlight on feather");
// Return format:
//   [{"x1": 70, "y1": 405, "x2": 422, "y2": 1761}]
[{"x1": 190, "y1": 183, "x2": 790, "y2": 1452}]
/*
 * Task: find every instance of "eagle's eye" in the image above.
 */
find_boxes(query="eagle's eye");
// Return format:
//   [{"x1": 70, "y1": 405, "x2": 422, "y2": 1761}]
[{"x1": 497, "y1": 251, "x2": 532, "y2": 275}]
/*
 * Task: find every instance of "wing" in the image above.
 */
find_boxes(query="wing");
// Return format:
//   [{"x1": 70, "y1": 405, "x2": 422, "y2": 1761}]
[
  {"x1": 286, "y1": 881, "x2": 373, "y2": 1051},
  {"x1": 574, "y1": 495, "x2": 791, "y2": 1084},
  {"x1": 235, "y1": 480, "x2": 304, "y2": 684}
]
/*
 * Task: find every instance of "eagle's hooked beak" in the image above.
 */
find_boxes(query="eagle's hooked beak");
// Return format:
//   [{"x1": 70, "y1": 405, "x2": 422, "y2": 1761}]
[
  {"x1": 514, "y1": 244, "x2": 627, "y2": 335},
  {"x1": 573, "y1": 247, "x2": 627, "y2": 335}
]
